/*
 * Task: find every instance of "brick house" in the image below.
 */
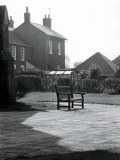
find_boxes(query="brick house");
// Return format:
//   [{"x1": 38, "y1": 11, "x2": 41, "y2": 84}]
[
  {"x1": 9, "y1": 26, "x2": 32, "y2": 70},
  {"x1": 11, "y1": 7, "x2": 66, "y2": 71}
]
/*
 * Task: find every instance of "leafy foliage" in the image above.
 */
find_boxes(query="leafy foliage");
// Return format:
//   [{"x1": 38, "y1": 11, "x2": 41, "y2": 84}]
[
  {"x1": 104, "y1": 77, "x2": 120, "y2": 94},
  {"x1": 14, "y1": 75, "x2": 41, "y2": 100}
]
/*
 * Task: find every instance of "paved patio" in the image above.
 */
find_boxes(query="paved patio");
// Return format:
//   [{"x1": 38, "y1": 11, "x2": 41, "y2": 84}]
[{"x1": 0, "y1": 103, "x2": 120, "y2": 159}]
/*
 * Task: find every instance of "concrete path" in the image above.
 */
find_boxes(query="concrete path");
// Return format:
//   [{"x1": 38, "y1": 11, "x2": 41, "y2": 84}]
[{"x1": 0, "y1": 103, "x2": 120, "y2": 159}]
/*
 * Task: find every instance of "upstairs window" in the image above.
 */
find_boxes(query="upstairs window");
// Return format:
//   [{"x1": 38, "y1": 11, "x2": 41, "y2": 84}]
[
  {"x1": 49, "y1": 40, "x2": 52, "y2": 54},
  {"x1": 58, "y1": 42, "x2": 61, "y2": 55},
  {"x1": 20, "y1": 47, "x2": 25, "y2": 61},
  {"x1": 12, "y1": 46, "x2": 16, "y2": 60}
]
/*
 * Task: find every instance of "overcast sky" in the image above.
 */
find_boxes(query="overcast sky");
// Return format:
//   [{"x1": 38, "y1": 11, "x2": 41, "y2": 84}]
[{"x1": 1, "y1": 0, "x2": 120, "y2": 67}]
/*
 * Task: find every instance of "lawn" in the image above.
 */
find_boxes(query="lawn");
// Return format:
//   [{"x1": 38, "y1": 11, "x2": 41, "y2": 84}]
[
  {"x1": 20, "y1": 92, "x2": 120, "y2": 108},
  {"x1": 1, "y1": 92, "x2": 120, "y2": 160}
]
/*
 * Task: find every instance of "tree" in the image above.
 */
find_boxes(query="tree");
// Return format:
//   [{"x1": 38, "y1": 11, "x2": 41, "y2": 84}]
[
  {"x1": 114, "y1": 68, "x2": 120, "y2": 78},
  {"x1": 73, "y1": 61, "x2": 81, "y2": 68},
  {"x1": 65, "y1": 55, "x2": 70, "y2": 69}
]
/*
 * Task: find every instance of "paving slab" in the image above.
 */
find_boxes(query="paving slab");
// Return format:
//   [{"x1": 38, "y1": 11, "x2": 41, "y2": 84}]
[{"x1": 0, "y1": 103, "x2": 120, "y2": 159}]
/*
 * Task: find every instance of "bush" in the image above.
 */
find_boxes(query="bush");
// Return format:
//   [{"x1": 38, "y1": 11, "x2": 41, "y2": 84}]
[
  {"x1": 76, "y1": 78, "x2": 104, "y2": 93},
  {"x1": 14, "y1": 70, "x2": 44, "y2": 77},
  {"x1": 89, "y1": 68, "x2": 102, "y2": 80},
  {"x1": 114, "y1": 68, "x2": 120, "y2": 78},
  {"x1": 104, "y1": 77, "x2": 120, "y2": 94},
  {"x1": 14, "y1": 75, "x2": 41, "y2": 100},
  {"x1": 57, "y1": 78, "x2": 72, "y2": 86}
]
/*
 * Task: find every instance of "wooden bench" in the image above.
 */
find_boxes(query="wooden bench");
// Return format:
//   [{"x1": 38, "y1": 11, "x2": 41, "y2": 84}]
[{"x1": 55, "y1": 85, "x2": 85, "y2": 110}]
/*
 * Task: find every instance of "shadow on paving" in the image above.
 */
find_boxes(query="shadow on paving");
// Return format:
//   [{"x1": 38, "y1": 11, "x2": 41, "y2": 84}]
[
  {"x1": 0, "y1": 106, "x2": 70, "y2": 160},
  {"x1": 4, "y1": 150, "x2": 120, "y2": 160},
  {"x1": 0, "y1": 102, "x2": 48, "y2": 112}
]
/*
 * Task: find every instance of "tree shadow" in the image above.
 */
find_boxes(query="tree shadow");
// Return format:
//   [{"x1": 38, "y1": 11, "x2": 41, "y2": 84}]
[
  {"x1": 0, "y1": 109, "x2": 70, "y2": 160},
  {"x1": 0, "y1": 102, "x2": 47, "y2": 112},
  {"x1": 4, "y1": 150, "x2": 120, "y2": 160}
]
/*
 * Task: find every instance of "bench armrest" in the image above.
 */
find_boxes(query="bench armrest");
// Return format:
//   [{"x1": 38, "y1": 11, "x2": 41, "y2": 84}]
[{"x1": 73, "y1": 92, "x2": 85, "y2": 95}]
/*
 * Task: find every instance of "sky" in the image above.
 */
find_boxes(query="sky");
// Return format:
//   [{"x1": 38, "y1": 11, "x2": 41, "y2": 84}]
[{"x1": 1, "y1": 0, "x2": 120, "y2": 67}]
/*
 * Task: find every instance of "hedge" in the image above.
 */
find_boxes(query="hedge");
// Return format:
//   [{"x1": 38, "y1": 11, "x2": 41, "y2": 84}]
[{"x1": 14, "y1": 75, "x2": 41, "y2": 99}]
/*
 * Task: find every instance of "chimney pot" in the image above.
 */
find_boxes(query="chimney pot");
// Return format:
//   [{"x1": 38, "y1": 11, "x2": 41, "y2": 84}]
[
  {"x1": 9, "y1": 16, "x2": 14, "y2": 28},
  {"x1": 24, "y1": 7, "x2": 30, "y2": 23}
]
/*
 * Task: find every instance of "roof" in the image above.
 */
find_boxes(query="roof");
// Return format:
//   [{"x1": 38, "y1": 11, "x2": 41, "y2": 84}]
[
  {"x1": 31, "y1": 22, "x2": 66, "y2": 40},
  {"x1": 26, "y1": 61, "x2": 39, "y2": 71},
  {"x1": 9, "y1": 30, "x2": 31, "y2": 47},
  {"x1": 76, "y1": 52, "x2": 119, "y2": 75},
  {"x1": 112, "y1": 55, "x2": 120, "y2": 67},
  {"x1": 47, "y1": 70, "x2": 73, "y2": 75}
]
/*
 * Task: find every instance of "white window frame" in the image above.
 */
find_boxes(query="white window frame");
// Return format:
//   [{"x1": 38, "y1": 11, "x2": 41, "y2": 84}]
[
  {"x1": 14, "y1": 64, "x2": 16, "y2": 69},
  {"x1": 12, "y1": 46, "x2": 16, "y2": 60},
  {"x1": 21, "y1": 65, "x2": 25, "y2": 71},
  {"x1": 58, "y1": 65, "x2": 60, "y2": 69},
  {"x1": 49, "y1": 40, "x2": 52, "y2": 54},
  {"x1": 58, "y1": 42, "x2": 61, "y2": 55},
  {"x1": 20, "y1": 47, "x2": 25, "y2": 61}
]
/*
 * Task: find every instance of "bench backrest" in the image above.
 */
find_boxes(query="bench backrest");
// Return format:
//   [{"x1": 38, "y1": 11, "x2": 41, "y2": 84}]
[{"x1": 55, "y1": 85, "x2": 73, "y2": 99}]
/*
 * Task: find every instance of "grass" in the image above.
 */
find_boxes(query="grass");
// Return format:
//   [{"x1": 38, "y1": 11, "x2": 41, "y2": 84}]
[
  {"x1": 1, "y1": 92, "x2": 120, "y2": 160},
  {"x1": 19, "y1": 92, "x2": 120, "y2": 111}
]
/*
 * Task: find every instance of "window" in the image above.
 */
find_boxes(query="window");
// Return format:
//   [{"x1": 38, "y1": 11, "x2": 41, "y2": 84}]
[
  {"x1": 12, "y1": 46, "x2": 16, "y2": 60},
  {"x1": 49, "y1": 40, "x2": 52, "y2": 54},
  {"x1": 14, "y1": 64, "x2": 16, "y2": 70},
  {"x1": 20, "y1": 48, "x2": 25, "y2": 61},
  {"x1": 58, "y1": 65, "x2": 60, "y2": 69},
  {"x1": 21, "y1": 65, "x2": 25, "y2": 71},
  {"x1": 58, "y1": 42, "x2": 61, "y2": 55}
]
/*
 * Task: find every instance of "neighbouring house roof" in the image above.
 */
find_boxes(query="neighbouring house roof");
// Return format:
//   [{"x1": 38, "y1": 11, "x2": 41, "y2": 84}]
[
  {"x1": 26, "y1": 61, "x2": 39, "y2": 71},
  {"x1": 9, "y1": 30, "x2": 31, "y2": 47},
  {"x1": 31, "y1": 22, "x2": 67, "y2": 40},
  {"x1": 76, "y1": 52, "x2": 119, "y2": 75},
  {"x1": 112, "y1": 55, "x2": 120, "y2": 67}
]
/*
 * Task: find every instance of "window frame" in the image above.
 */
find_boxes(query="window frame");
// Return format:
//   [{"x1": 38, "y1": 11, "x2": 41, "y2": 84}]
[
  {"x1": 58, "y1": 42, "x2": 61, "y2": 55},
  {"x1": 49, "y1": 40, "x2": 53, "y2": 54},
  {"x1": 20, "y1": 47, "x2": 25, "y2": 61},
  {"x1": 12, "y1": 46, "x2": 16, "y2": 60}
]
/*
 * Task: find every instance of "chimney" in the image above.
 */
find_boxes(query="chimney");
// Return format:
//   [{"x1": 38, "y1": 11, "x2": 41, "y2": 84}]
[
  {"x1": 9, "y1": 16, "x2": 14, "y2": 28},
  {"x1": 24, "y1": 7, "x2": 30, "y2": 23},
  {"x1": 43, "y1": 14, "x2": 52, "y2": 29}
]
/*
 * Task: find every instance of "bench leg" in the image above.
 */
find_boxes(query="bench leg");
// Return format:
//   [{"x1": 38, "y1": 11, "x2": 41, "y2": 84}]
[
  {"x1": 68, "y1": 101, "x2": 70, "y2": 110},
  {"x1": 72, "y1": 101, "x2": 74, "y2": 108},
  {"x1": 82, "y1": 100, "x2": 84, "y2": 109},
  {"x1": 57, "y1": 101, "x2": 59, "y2": 110}
]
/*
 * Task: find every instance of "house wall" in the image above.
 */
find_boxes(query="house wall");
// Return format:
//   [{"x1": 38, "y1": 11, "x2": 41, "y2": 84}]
[
  {"x1": 15, "y1": 23, "x2": 46, "y2": 70},
  {"x1": 9, "y1": 44, "x2": 32, "y2": 70},
  {"x1": 46, "y1": 37, "x2": 65, "y2": 70},
  {"x1": 14, "y1": 23, "x2": 65, "y2": 70}
]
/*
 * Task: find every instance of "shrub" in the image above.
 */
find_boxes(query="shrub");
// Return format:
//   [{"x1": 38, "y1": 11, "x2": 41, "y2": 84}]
[
  {"x1": 76, "y1": 78, "x2": 104, "y2": 93},
  {"x1": 104, "y1": 77, "x2": 120, "y2": 94},
  {"x1": 57, "y1": 78, "x2": 72, "y2": 86},
  {"x1": 114, "y1": 68, "x2": 120, "y2": 78},
  {"x1": 89, "y1": 68, "x2": 102, "y2": 80},
  {"x1": 14, "y1": 75, "x2": 41, "y2": 100}
]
